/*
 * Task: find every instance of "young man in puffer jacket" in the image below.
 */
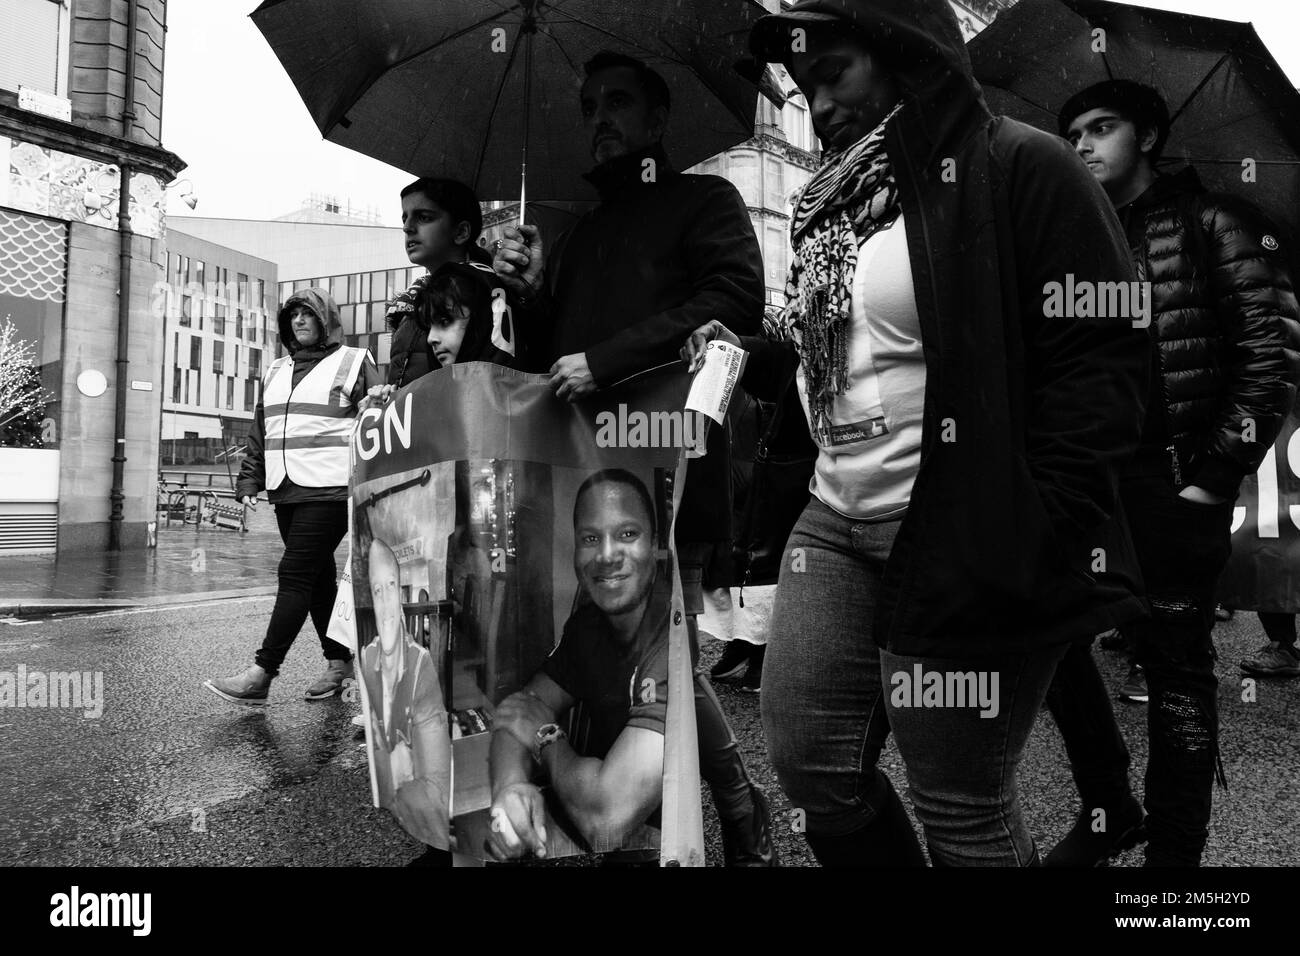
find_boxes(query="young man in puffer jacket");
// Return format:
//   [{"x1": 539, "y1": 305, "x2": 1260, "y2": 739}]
[{"x1": 1049, "y1": 80, "x2": 1300, "y2": 866}]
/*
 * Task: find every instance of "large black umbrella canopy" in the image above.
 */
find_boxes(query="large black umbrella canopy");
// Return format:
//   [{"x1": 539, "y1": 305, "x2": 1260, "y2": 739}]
[
  {"x1": 251, "y1": 0, "x2": 777, "y2": 202},
  {"x1": 968, "y1": 0, "x2": 1300, "y2": 235}
]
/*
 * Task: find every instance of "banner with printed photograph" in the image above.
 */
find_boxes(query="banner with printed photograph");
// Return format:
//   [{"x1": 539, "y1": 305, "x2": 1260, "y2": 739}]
[
  {"x1": 348, "y1": 362, "x2": 705, "y2": 863},
  {"x1": 1218, "y1": 411, "x2": 1300, "y2": 613}
]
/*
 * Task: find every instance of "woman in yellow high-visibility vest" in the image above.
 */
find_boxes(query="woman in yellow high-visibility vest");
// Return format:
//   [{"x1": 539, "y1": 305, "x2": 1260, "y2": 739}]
[{"x1": 205, "y1": 287, "x2": 379, "y2": 705}]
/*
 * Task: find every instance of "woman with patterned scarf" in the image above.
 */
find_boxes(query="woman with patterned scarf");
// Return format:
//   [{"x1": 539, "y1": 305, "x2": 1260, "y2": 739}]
[{"x1": 683, "y1": 0, "x2": 1150, "y2": 866}]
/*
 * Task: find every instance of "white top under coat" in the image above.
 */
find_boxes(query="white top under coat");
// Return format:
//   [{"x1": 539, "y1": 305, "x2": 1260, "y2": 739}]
[{"x1": 797, "y1": 213, "x2": 927, "y2": 521}]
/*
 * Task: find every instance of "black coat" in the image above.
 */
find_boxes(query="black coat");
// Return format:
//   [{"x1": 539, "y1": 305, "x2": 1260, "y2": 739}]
[
  {"x1": 742, "y1": 0, "x2": 1151, "y2": 658},
  {"x1": 517, "y1": 143, "x2": 766, "y2": 542},
  {"x1": 1118, "y1": 167, "x2": 1300, "y2": 496},
  {"x1": 387, "y1": 314, "x2": 435, "y2": 387}
]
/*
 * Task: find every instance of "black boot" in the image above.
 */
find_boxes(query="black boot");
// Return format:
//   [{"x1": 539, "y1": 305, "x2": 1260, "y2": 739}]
[
  {"x1": 803, "y1": 777, "x2": 926, "y2": 867},
  {"x1": 721, "y1": 785, "x2": 779, "y2": 867},
  {"x1": 1044, "y1": 795, "x2": 1146, "y2": 866}
]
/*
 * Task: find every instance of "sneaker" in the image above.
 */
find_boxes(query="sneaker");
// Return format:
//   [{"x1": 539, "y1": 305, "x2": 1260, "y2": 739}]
[
  {"x1": 1240, "y1": 641, "x2": 1300, "y2": 677},
  {"x1": 1118, "y1": 664, "x2": 1148, "y2": 703},
  {"x1": 304, "y1": 658, "x2": 355, "y2": 700},
  {"x1": 204, "y1": 664, "x2": 272, "y2": 705},
  {"x1": 739, "y1": 645, "x2": 765, "y2": 694},
  {"x1": 1214, "y1": 604, "x2": 1234, "y2": 622},
  {"x1": 1045, "y1": 796, "x2": 1147, "y2": 866},
  {"x1": 709, "y1": 641, "x2": 754, "y2": 682}
]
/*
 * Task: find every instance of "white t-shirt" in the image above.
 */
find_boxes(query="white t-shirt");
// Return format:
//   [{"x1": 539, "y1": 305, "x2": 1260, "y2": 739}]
[{"x1": 796, "y1": 214, "x2": 926, "y2": 521}]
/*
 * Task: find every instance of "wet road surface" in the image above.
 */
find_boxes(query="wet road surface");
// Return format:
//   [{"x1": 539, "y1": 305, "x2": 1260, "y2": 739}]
[{"x1": 1, "y1": 597, "x2": 1296, "y2": 866}]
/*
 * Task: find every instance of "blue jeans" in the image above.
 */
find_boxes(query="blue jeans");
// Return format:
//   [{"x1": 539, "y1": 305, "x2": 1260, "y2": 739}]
[{"x1": 762, "y1": 497, "x2": 1064, "y2": 865}]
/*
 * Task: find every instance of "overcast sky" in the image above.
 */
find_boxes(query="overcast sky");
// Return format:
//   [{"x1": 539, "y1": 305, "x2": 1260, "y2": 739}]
[{"x1": 160, "y1": 0, "x2": 1300, "y2": 227}]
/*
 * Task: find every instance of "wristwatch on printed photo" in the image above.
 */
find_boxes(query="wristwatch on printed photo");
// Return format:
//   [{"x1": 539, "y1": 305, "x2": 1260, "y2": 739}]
[{"x1": 533, "y1": 722, "x2": 566, "y2": 762}]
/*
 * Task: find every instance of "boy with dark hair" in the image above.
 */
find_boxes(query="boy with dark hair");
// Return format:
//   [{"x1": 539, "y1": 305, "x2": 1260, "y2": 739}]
[{"x1": 1049, "y1": 80, "x2": 1300, "y2": 866}]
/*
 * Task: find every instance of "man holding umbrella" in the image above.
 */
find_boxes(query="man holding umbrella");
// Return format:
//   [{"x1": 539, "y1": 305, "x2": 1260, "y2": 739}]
[
  {"x1": 1049, "y1": 79, "x2": 1300, "y2": 866},
  {"x1": 492, "y1": 50, "x2": 775, "y2": 867}
]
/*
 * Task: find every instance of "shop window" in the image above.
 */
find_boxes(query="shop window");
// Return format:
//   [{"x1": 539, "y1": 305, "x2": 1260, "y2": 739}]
[{"x1": 0, "y1": 208, "x2": 66, "y2": 448}]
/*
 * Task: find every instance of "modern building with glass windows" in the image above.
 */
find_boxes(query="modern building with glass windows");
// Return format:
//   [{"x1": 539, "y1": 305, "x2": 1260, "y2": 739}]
[
  {"x1": 169, "y1": 207, "x2": 414, "y2": 380},
  {"x1": 158, "y1": 230, "x2": 277, "y2": 464},
  {"x1": 1, "y1": 0, "x2": 184, "y2": 553}
]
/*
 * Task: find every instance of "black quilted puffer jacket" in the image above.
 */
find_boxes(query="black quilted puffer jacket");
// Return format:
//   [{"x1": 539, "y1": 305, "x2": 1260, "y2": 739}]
[{"x1": 1119, "y1": 167, "x2": 1300, "y2": 498}]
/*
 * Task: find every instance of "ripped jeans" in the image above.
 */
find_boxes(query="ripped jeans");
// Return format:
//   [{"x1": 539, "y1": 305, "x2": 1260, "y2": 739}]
[{"x1": 1123, "y1": 474, "x2": 1233, "y2": 865}]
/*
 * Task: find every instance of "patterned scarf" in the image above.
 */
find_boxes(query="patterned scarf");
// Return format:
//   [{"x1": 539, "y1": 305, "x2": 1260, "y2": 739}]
[
  {"x1": 778, "y1": 102, "x2": 904, "y2": 439},
  {"x1": 385, "y1": 273, "x2": 431, "y2": 330}
]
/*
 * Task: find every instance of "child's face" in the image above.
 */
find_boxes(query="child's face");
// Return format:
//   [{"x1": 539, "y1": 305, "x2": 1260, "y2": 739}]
[
  {"x1": 401, "y1": 192, "x2": 467, "y2": 270},
  {"x1": 427, "y1": 305, "x2": 471, "y2": 366}
]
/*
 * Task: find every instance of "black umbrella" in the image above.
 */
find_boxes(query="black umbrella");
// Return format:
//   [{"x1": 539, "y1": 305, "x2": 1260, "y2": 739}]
[
  {"x1": 251, "y1": 0, "x2": 783, "y2": 208},
  {"x1": 969, "y1": 0, "x2": 1300, "y2": 235}
]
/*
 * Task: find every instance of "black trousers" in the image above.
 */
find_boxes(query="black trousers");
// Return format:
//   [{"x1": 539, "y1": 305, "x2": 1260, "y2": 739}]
[
  {"x1": 1047, "y1": 474, "x2": 1232, "y2": 865},
  {"x1": 255, "y1": 501, "x2": 353, "y2": 676}
]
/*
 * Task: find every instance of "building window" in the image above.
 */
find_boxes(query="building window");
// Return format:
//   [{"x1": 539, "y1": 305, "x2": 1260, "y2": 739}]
[
  {"x1": 765, "y1": 225, "x2": 788, "y2": 289},
  {"x1": 213, "y1": 303, "x2": 226, "y2": 336},
  {"x1": 238, "y1": 273, "x2": 249, "y2": 306},
  {"x1": 189, "y1": 336, "x2": 201, "y2": 370},
  {"x1": 212, "y1": 341, "x2": 224, "y2": 375},
  {"x1": 183, "y1": 372, "x2": 190, "y2": 405},
  {"x1": 226, "y1": 377, "x2": 235, "y2": 410},
  {"x1": 255, "y1": 278, "x2": 266, "y2": 311},
  {"x1": 244, "y1": 378, "x2": 256, "y2": 411},
  {"x1": 0, "y1": 0, "x2": 71, "y2": 96},
  {"x1": 180, "y1": 295, "x2": 192, "y2": 328},
  {"x1": 235, "y1": 309, "x2": 243, "y2": 338},
  {"x1": 195, "y1": 373, "x2": 202, "y2": 406},
  {"x1": 783, "y1": 97, "x2": 814, "y2": 152},
  {"x1": 248, "y1": 348, "x2": 262, "y2": 379},
  {"x1": 730, "y1": 152, "x2": 759, "y2": 206},
  {"x1": 764, "y1": 156, "x2": 785, "y2": 210}
]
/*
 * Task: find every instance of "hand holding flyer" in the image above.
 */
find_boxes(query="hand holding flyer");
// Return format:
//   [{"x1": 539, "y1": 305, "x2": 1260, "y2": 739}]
[{"x1": 686, "y1": 339, "x2": 747, "y2": 426}]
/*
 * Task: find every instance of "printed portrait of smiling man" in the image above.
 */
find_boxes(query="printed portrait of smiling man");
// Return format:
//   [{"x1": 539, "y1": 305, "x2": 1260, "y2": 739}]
[{"x1": 483, "y1": 468, "x2": 670, "y2": 861}]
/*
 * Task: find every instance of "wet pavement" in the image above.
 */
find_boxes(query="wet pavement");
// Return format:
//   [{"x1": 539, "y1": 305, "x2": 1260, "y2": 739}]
[
  {"x1": 0, "y1": 505, "x2": 347, "y2": 613},
  {"x1": 0, "y1": 592, "x2": 1296, "y2": 867}
]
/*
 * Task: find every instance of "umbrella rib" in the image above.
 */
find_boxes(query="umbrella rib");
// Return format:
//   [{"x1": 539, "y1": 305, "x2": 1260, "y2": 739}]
[
  {"x1": 468, "y1": 31, "x2": 533, "y2": 195},
  {"x1": 323, "y1": 8, "x2": 518, "y2": 134},
  {"x1": 659, "y1": 34, "x2": 751, "y2": 131},
  {"x1": 1168, "y1": 52, "x2": 1233, "y2": 130},
  {"x1": 537, "y1": 17, "x2": 582, "y2": 77},
  {"x1": 541, "y1": 9, "x2": 684, "y2": 67}
]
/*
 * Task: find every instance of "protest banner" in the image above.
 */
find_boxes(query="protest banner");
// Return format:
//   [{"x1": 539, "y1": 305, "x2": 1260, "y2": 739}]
[
  {"x1": 1218, "y1": 411, "x2": 1300, "y2": 613},
  {"x1": 348, "y1": 361, "x2": 704, "y2": 864}
]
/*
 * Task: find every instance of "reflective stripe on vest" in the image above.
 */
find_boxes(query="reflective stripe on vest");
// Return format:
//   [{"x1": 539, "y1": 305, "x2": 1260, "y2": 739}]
[{"x1": 263, "y1": 347, "x2": 367, "y2": 489}]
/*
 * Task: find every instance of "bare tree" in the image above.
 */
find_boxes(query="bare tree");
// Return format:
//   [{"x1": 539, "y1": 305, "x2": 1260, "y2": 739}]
[{"x1": 0, "y1": 318, "x2": 50, "y2": 448}]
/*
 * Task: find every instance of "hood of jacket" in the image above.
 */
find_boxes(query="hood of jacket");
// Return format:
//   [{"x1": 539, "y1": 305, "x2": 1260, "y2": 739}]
[
  {"x1": 278, "y1": 287, "x2": 343, "y2": 355},
  {"x1": 751, "y1": 0, "x2": 991, "y2": 166}
]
